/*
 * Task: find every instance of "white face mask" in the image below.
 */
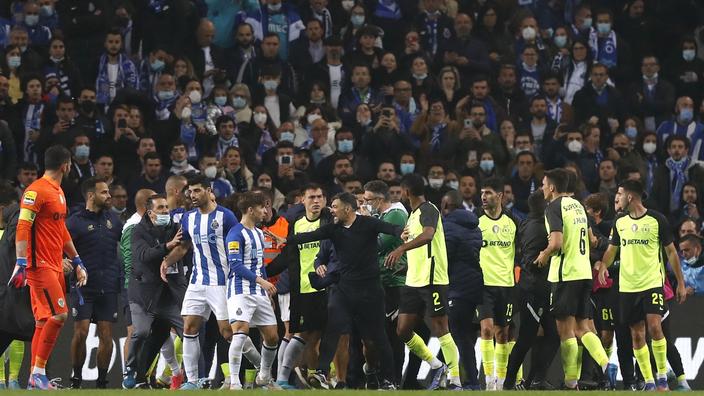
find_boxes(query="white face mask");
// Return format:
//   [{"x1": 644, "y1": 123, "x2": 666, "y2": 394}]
[
  {"x1": 567, "y1": 140, "x2": 583, "y2": 153},
  {"x1": 253, "y1": 112, "x2": 267, "y2": 125},
  {"x1": 188, "y1": 90, "x2": 202, "y2": 104},
  {"x1": 428, "y1": 178, "x2": 444, "y2": 189},
  {"x1": 341, "y1": 0, "x2": 355, "y2": 11},
  {"x1": 181, "y1": 106, "x2": 192, "y2": 119},
  {"x1": 204, "y1": 165, "x2": 218, "y2": 179},
  {"x1": 522, "y1": 26, "x2": 537, "y2": 40},
  {"x1": 307, "y1": 113, "x2": 322, "y2": 125},
  {"x1": 447, "y1": 181, "x2": 459, "y2": 190},
  {"x1": 643, "y1": 142, "x2": 657, "y2": 154}
]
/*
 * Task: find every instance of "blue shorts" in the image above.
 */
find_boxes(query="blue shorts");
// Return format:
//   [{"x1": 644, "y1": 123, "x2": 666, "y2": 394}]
[{"x1": 70, "y1": 291, "x2": 119, "y2": 323}]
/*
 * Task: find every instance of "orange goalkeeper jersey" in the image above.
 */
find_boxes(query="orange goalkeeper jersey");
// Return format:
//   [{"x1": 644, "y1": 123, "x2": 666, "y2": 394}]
[{"x1": 17, "y1": 176, "x2": 71, "y2": 271}]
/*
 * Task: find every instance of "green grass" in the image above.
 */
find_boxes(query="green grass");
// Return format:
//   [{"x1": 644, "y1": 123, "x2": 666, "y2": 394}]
[{"x1": 2, "y1": 392, "x2": 704, "y2": 395}]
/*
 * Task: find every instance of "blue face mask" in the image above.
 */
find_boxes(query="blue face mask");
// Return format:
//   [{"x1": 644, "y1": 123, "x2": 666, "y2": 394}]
[
  {"x1": 74, "y1": 144, "x2": 90, "y2": 159},
  {"x1": 154, "y1": 213, "x2": 171, "y2": 226},
  {"x1": 679, "y1": 108, "x2": 694, "y2": 123},
  {"x1": 7, "y1": 56, "x2": 21, "y2": 69},
  {"x1": 214, "y1": 96, "x2": 227, "y2": 106},
  {"x1": 150, "y1": 59, "x2": 165, "y2": 72},
  {"x1": 232, "y1": 96, "x2": 247, "y2": 109},
  {"x1": 351, "y1": 15, "x2": 365, "y2": 27},
  {"x1": 625, "y1": 126, "x2": 638, "y2": 139},
  {"x1": 683, "y1": 49, "x2": 696, "y2": 62},
  {"x1": 24, "y1": 14, "x2": 39, "y2": 26},
  {"x1": 480, "y1": 159, "x2": 495, "y2": 172},
  {"x1": 597, "y1": 22, "x2": 611, "y2": 35},
  {"x1": 400, "y1": 163, "x2": 415, "y2": 175},
  {"x1": 279, "y1": 131, "x2": 295, "y2": 142},
  {"x1": 337, "y1": 139, "x2": 354, "y2": 153},
  {"x1": 263, "y1": 80, "x2": 279, "y2": 91},
  {"x1": 554, "y1": 35, "x2": 567, "y2": 48},
  {"x1": 582, "y1": 17, "x2": 592, "y2": 30},
  {"x1": 157, "y1": 90, "x2": 175, "y2": 101}
]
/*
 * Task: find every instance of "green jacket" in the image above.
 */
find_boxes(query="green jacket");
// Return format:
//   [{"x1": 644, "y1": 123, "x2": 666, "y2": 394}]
[{"x1": 378, "y1": 203, "x2": 408, "y2": 288}]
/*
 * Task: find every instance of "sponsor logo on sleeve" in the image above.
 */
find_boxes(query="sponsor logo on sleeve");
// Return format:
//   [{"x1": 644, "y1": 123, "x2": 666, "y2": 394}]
[
  {"x1": 228, "y1": 241, "x2": 240, "y2": 254},
  {"x1": 23, "y1": 191, "x2": 37, "y2": 205}
]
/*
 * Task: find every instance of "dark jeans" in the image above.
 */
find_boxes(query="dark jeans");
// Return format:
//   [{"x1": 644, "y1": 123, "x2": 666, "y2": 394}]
[{"x1": 448, "y1": 297, "x2": 480, "y2": 387}]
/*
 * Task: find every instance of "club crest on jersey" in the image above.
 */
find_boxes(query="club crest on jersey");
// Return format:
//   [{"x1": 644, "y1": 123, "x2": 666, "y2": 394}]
[
  {"x1": 211, "y1": 219, "x2": 219, "y2": 230},
  {"x1": 87, "y1": 224, "x2": 95, "y2": 231},
  {"x1": 23, "y1": 191, "x2": 37, "y2": 205},
  {"x1": 106, "y1": 219, "x2": 113, "y2": 229},
  {"x1": 492, "y1": 225, "x2": 500, "y2": 234},
  {"x1": 631, "y1": 224, "x2": 638, "y2": 232},
  {"x1": 58, "y1": 298, "x2": 65, "y2": 308},
  {"x1": 228, "y1": 241, "x2": 240, "y2": 254}
]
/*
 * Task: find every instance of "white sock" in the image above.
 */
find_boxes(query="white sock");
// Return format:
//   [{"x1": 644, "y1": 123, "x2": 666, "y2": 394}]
[
  {"x1": 161, "y1": 336, "x2": 180, "y2": 374},
  {"x1": 277, "y1": 338, "x2": 289, "y2": 377},
  {"x1": 429, "y1": 357, "x2": 443, "y2": 369},
  {"x1": 229, "y1": 334, "x2": 247, "y2": 387},
  {"x1": 277, "y1": 336, "x2": 305, "y2": 383},
  {"x1": 182, "y1": 333, "x2": 200, "y2": 383},
  {"x1": 242, "y1": 336, "x2": 261, "y2": 369},
  {"x1": 32, "y1": 366, "x2": 46, "y2": 375},
  {"x1": 260, "y1": 343, "x2": 278, "y2": 381}
]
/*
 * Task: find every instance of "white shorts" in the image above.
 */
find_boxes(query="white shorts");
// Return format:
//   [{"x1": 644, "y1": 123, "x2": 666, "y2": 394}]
[
  {"x1": 181, "y1": 284, "x2": 228, "y2": 321},
  {"x1": 278, "y1": 293, "x2": 290, "y2": 322},
  {"x1": 228, "y1": 294, "x2": 277, "y2": 327}
]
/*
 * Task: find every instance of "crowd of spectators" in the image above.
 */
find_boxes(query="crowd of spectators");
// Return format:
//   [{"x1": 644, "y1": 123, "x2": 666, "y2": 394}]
[{"x1": 1, "y1": 0, "x2": 704, "y2": 289}]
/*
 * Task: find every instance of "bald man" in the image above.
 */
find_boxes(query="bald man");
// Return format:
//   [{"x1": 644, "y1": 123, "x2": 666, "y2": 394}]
[
  {"x1": 120, "y1": 188, "x2": 155, "y2": 376},
  {"x1": 189, "y1": 18, "x2": 226, "y2": 96},
  {"x1": 165, "y1": 175, "x2": 188, "y2": 211}
]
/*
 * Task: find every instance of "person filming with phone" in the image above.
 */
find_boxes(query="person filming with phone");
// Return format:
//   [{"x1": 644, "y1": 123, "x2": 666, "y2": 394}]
[{"x1": 272, "y1": 141, "x2": 308, "y2": 195}]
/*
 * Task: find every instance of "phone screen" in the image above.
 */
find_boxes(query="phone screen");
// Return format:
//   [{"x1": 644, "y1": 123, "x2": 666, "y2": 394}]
[{"x1": 117, "y1": 119, "x2": 127, "y2": 129}]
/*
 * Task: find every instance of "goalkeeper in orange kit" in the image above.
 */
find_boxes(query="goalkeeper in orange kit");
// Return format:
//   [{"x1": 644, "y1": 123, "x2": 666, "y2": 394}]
[{"x1": 7, "y1": 146, "x2": 87, "y2": 390}]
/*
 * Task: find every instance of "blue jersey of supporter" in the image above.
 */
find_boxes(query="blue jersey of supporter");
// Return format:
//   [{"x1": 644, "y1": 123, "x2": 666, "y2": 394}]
[
  {"x1": 226, "y1": 223, "x2": 267, "y2": 297},
  {"x1": 180, "y1": 205, "x2": 239, "y2": 286},
  {"x1": 171, "y1": 207, "x2": 186, "y2": 224}
]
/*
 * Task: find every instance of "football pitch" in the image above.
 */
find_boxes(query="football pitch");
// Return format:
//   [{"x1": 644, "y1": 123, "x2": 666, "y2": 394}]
[{"x1": 2, "y1": 391, "x2": 704, "y2": 395}]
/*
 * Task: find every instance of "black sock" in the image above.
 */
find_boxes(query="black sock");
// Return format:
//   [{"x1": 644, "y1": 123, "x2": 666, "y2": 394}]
[
  {"x1": 72, "y1": 367, "x2": 82, "y2": 380},
  {"x1": 98, "y1": 368, "x2": 108, "y2": 382}
]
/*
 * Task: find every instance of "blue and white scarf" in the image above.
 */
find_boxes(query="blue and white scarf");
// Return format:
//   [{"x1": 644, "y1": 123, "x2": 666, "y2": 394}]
[
  {"x1": 374, "y1": 0, "x2": 401, "y2": 20},
  {"x1": 588, "y1": 28, "x2": 617, "y2": 68},
  {"x1": 666, "y1": 157, "x2": 690, "y2": 212},
  {"x1": 256, "y1": 130, "x2": 276, "y2": 165},
  {"x1": 430, "y1": 123, "x2": 446, "y2": 151},
  {"x1": 95, "y1": 53, "x2": 138, "y2": 105}
]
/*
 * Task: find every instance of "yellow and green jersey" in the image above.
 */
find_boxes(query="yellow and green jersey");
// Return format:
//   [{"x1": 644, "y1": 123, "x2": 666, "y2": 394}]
[
  {"x1": 610, "y1": 210, "x2": 672, "y2": 292},
  {"x1": 479, "y1": 212, "x2": 517, "y2": 287},
  {"x1": 293, "y1": 216, "x2": 322, "y2": 294},
  {"x1": 544, "y1": 196, "x2": 592, "y2": 283},
  {"x1": 405, "y1": 201, "x2": 449, "y2": 287}
]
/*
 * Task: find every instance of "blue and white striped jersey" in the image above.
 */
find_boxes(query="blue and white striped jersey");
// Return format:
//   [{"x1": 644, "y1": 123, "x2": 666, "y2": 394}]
[
  {"x1": 226, "y1": 223, "x2": 267, "y2": 296},
  {"x1": 181, "y1": 205, "x2": 239, "y2": 286}
]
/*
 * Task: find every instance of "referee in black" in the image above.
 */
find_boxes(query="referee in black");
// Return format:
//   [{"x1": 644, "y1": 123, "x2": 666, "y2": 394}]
[{"x1": 267, "y1": 192, "x2": 403, "y2": 389}]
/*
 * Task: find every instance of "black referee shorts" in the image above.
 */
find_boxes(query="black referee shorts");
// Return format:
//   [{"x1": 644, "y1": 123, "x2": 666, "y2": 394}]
[
  {"x1": 290, "y1": 291, "x2": 328, "y2": 333},
  {"x1": 549, "y1": 280, "x2": 592, "y2": 320}
]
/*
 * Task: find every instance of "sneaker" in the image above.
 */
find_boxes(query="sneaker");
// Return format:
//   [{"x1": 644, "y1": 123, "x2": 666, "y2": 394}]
[
  {"x1": 463, "y1": 384, "x2": 481, "y2": 390},
  {"x1": 259, "y1": 379, "x2": 283, "y2": 390},
  {"x1": 135, "y1": 382, "x2": 152, "y2": 389},
  {"x1": 657, "y1": 377, "x2": 670, "y2": 391},
  {"x1": 514, "y1": 379, "x2": 527, "y2": 390},
  {"x1": 156, "y1": 374, "x2": 171, "y2": 388},
  {"x1": 7, "y1": 380, "x2": 20, "y2": 390},
  {"x1": 674, "y1": 384, "x2": 692, "y2": 391},
  {"x1": 122, "y1": 369, "x2": 137, "y2": 389},
  {"x1": 308, "y1": 370, "x2": 330, "y2": 389},
  {"x1": 170, "y1": 372, "x2": 184, "y2": 390},
  {"x1": 446, "y1": 383, "x2": 462, "y2": 391},
  {"x1": 365, "y1": 371, "x2": 380, "y2": 390},
  {"x1": 486, "y1": 378, "x2": 497, "y2": 391},
  {"x1": 334, "y1": 382, "x2": 347, "y2": 389},
  {"x1": 531, "y1": 380, "x2": 555, "y2": 391},
  {"x1": 607, "y1": 363, "x2": 618, "y2": 389},
  {"x1": 427, "y1": 363, "x2": 448, "y2": 390},
  {"x1": 644, "y1": 382, "x2": 657, "y2": 391},
  {"x1": 179, "y1": 381, "x2": 200, "y2": 390},
  {"x1": 293, "y1": 367, "x2": 311, "y2": 389},
  {"x1": 69, "y1": 376, "x2": 81, "y2": 389},
  {"x1": 379, "y1": 379, "x2": 397, "y2": 390},
  {"x1": 229, "y1": 383, "x2": 243, "y2": 390},
  {"x1": 96, "y1": 379, "x2": 108, "y2": 389},
  {"x1": 28, "y1": 373, "x2": 51, "y2": 390}
]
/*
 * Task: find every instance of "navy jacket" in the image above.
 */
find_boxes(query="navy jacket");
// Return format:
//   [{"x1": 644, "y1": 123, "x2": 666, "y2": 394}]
[
  {"x1": 66, "y1": 208, "x2": 123, "y2": 294},
  {"x1": 443, "y1": 209, "x2": 483, "y2": 301}
]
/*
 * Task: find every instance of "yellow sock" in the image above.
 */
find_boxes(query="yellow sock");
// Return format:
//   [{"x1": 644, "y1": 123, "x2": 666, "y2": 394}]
[
  {"x1": 244, "y1": 369, "x2": 257, "y2": 384},
  {"x1": 507, "y1": 341, "x2": 523, "y2": 381},
  {"x1": 576, "y1": 345, "x2": 583, "y2": 379},
  {"x1": 581, "y1": 332, "x2": 609, "y2": 368},
  {"x1": 480, "y1": 339, "x2": 495, "y2": 379},
  {"x1": 174, "y1": 336, "x2": 183, "y2": 366},
  {"x1": 651, "y1": 338, "x2": 668, "y2": 377},
  {"x1": 560, "y1": 338, "x2": 579, "y2": 386},
  {"x1": 221, "y1": 363, "x2": 230, "y2": 378},
  {"x1": 495, "y1": 343, "x2": 509, "y2": 380},
  {"x1": 634, "y1": 345, "x2": 654, "y2": 382},
  {"x1": 8, "y1": 340, "x2": 24, "y2": 381},
  {"x1": 405, "y1": 333, "x2": 435, "y2": 362},
  {"x1": 439, "y1": 333, "x2": 460, "y2": 378}
]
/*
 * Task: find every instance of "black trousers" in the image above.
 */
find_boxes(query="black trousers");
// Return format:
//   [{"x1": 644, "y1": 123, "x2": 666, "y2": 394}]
[
  {"x1": 316, "y1": 281, "x2": 395, "y2": 381},
  {"x1": 504, "y1": 293, "x2": 559, "y2": 388},
  {"x1": 448, "y1": 297, "x2": 480, "y2": 387},
  {"x1": 128, "y1": 302, "x2": 184, "y2": 382}
]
